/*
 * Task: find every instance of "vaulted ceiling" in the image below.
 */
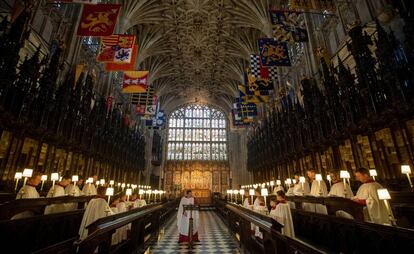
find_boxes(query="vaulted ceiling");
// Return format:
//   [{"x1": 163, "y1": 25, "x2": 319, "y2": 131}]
[{"x1": 119, "y1": 0, "x2": 283, "y2": 113}]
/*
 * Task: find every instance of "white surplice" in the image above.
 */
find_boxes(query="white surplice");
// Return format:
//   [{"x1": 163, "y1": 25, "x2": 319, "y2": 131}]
[
  {"x1": 79, "y1": 197, "x2": 112, "y2": 240},
  {"x1": 12, "y1": 185, "x2": 41, "y2": 219},
  {"x1": 177, "y1": 197, "x2": 199, "y2": 237},
  {"x1": 44, "y1": 185, "x2": 71, "y2": 214},
  {"x1": 269, "y1": 203, "x2": 295, "y2": 238},
  {"x1": 65, "y1": 184, "x2": 83, "y2": 210},
  {"x1": 16, "y1": 185, "x2": 40, "y2": 199},
  {"x1": 243, "y1": 197, "x2": 250, "y2": 208},
  {"x1": 354, "y1": 181, "x2": 389, "y2": 224},
  {"x1": 273, "y1": 185, "x2": 285, "y2": 194},
  {"x1": 328, "y1": 181, "x2": 355, "y2": 219},
  {"x1": 303, "y1": 180, "x2": 328, "y2": 214},
  {"x1": 133, "y1": 199, "x2": 147, "y2": 208},
  {"x1": 82, "y1": 183, "x2": 97, "y2": 196},
  {"x1": 115, "y1": 202, "x2": 129, "y2": 242},
  {"x1": 329, "y1": 182, "x2": 354, "y2": 199}
]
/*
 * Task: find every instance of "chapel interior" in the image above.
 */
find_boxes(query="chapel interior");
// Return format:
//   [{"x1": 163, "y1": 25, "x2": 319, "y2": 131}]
[{"x1": 0, "y1": 0, "x2": 414, "y2": 253}]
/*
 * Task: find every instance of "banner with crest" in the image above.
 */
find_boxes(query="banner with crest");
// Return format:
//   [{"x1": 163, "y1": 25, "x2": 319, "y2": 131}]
[
  {"x1": 97, "y1": 35, "x2": 135, "y2": 63},
  {"x1": 258, "y1": 38, "x2": 291, "y2": 67},
  {"x1": 270, "y1": 10, "x2": 308, "y2": 43},
  {"x1": 77, "y1": 4, "x2": 121, "y2": 36}
]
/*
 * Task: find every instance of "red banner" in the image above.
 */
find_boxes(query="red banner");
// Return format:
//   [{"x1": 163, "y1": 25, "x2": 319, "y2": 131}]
[{"x1": 77, "y1": 4, "x2": 121, "y2": 36}]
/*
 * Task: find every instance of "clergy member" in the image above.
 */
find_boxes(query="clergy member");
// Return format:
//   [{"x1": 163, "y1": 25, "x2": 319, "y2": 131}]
[
  {"x1": 66, "y1": 175, "x2": 84, "y2": 196},
  {"x1": 305, "y1": 169, "x2": 328, "y2": 214},
  {"x1": 177, "y1": 190, "x2": 199, "y2": 243},
  {"x1": 44, "y1": 174, "x2": 72, "y2": 214},
  {"x1": 269, "y1": 191, "x2": 295, "y2": 238},
  {"x1": 353, "y1": 167, "x2": 389, "y2": 224},
  {"x1": 79, "y1": 186, "x2": 112, "y2": 240},
  {"x1": 16, "y1": 172, "x2": 41, "y2": 199},
  {"x1": 287, "y1": 171, "x2": 310, "y2": 196},
  {"x1": 82, "y1": 175, "x2": 98, "y2": 196},
  {"x1": 12, "y1": 172, "x2": 42, "y2": 219},
  {"x1": 328, "y1": 170, "x2": 353, "y2": 198}
]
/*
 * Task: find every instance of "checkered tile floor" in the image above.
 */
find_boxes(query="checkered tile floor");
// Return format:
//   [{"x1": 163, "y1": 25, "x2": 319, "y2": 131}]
[{"x1": 145, "y1": 211, "x2": 241, "y2": 253}]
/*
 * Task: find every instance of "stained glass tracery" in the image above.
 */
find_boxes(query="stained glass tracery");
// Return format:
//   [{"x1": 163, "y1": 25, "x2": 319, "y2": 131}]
[{"x1": 167, "y1": 104, "x2": 227, "y2": 161}]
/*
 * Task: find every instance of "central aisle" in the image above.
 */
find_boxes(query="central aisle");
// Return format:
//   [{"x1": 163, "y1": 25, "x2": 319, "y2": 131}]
[{"x1": 146, "y1": 211, "x2": 241, "y2": 253}]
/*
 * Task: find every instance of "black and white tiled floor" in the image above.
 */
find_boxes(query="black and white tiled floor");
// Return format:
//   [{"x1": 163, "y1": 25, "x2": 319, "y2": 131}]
[{"x1": 146, "y1": 211, "x2": 241, "y2": 253}]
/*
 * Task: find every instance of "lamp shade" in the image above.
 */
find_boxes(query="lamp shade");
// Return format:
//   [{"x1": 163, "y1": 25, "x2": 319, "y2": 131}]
[
  {"x1": 326, "y1": 175, "x2": 331, "y2": 181},
  {"x1": 292, "y1": 179, "x2": 297, "y2": 184},
  {"x1": 51, "y1": 173, "x2": 59, "y2": 181},
  {"x1": 41, "y1": 175, "x2": 47, "y2": 181},
  {"x1": 100, "y1": 179, "x2": 105, "y2": 185},
  {"x1": 229, "y1": 190, "x2": 233, "y2": 194},
  {"x1": 22, "y1": 168, "x2": 33, "y2": 178},
  {"x1": 233, "y1": 190, "x2": 239, "y2": 195},
  {"x1": 106, "y1": 187, "x2": 114, "y2": 196},
  {"x1": 315, "y1": 174, "x2": 322, "y2": 181},
  {"x1": 261, "y1": 188, "x2": 268, "y2": 196},
  {"x1": 299, "y1": 176, "x2": 305, "y2": 183},
  {"x1": 270, "y1": 180, "x2": 275, "y2": 186},
  {"x1": 110, "y1": 180, "x2": 114, "y2": 185},
  {"x1": 87, "y1": 177, "x2": 93, "y2": 184},
  {"x1": 401, "y1": 165, "x2": 411, "y2": 174},
  {"x1": 369, "y1": 169, "x2": 378, "y2": 177},
  {"x1": 286, "y1": 178, "x2": 292, "y2": 185},
  {"x1": 249, "y1": 189, "x2": 255, "y2": 196},
  {"x1": 340, "y1": 170, "x2": 349, "y2": 179},
  {"x1": 121, "y1": 183, "x2": 126, "y2": 188},
  {"x1": 72, "y1": 175, "x2": 79, "y2": 182},
  {"x1": 126, "y1": 188, "x2": 132, "y2": 196},
  {"x1": 139, "y1": 189, "x2": 145, "y2": 195},
  {"x1": 377, "y1": 188, "x2": 391, "y2": 200},
  {"x1": 14, "y1": 172, "x2": 23, "y2": 180},
  {"x1": 96, "y1": 180, "x2": 100, "y2": 185},
  {"x1": 117, "y1": 182, "x2": 121, "y2": 186},
  {"x1": 253, "y1": 184, "x2": 258, "y2": 189},
  {"x1": 240, "y1": 189, "x2": 245, "y2": 195},
  {"x1": 276, "y1": 180, "x2": 281, "y2": 185}
]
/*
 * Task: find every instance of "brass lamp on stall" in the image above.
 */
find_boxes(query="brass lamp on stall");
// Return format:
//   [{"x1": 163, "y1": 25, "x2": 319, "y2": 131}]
[
  {"x1": 249, "y1": 189, "x2": 255, "y2": 204},
  {"x1": 239, "y1": 189, "x2": 245, "y2": 203},
  {"x1": 377, "y1": 188, "x2": 396, "y2": 226},
  {"x1": 51, "y1": 173, "x2": 59, "y2": 192},
  {"x1": 233, "y1": 190, "x2": 239, "y2": 204},
  {"x1": 315, "y1": 174, "x2": 323, "y2": 196},
  {"x1": 106, "y1": 187, "x2": 114, "y2": 204},
  {"x1": 109, "y1": 180, "x2": 114, "y2": 187},
  {"x1": 22, "y1": 168, "x2": 33, "y2": 187},
  {"x1": 340, "y1": 170, "x2": 350, "y2": 197},
  {"x1": 326, "y1": 175, "x2": 332, "y2": 187},
  {"x1": 401, "y1": 165, "x2": 413, "y2": 190},
  {"x1": 261, "y1": 188, "x2": 268, "y2": 208},
  {"x1": 14, "y1": 172, "x2": 22, "y2": 192},
  {"x1": 121, "y1": 183, "x2": 126, "y2": 191},
  {"x1": 139, "y1": 189, "x2": 145, "y2": 200},
  {"x1": 71, "y1": 175, "x2": 79, "y2": 195},
  {"x1": 40, "y1": 175, "x2": 47, "y2": 191},
  {"x1": 270, "y1": 181, "x2": 275, "y2": 193},
  {"x1": 100, "y1": 179, "x2": 105, "y2": 186},
  {"x1": 369, "y1": 169, "x2": 378, "y2": 181},
  {"x1": 126, "y1": 188, "x2": 132, "y2": 201}
]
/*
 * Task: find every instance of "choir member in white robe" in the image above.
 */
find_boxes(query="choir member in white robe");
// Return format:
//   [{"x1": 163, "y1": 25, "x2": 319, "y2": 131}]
[
  {"x1": 287, "y1": 172, "x2": 310, "y2": 209},
  {"x1": 82, "y1": 175, "x2": 98, "y2": 196},
  {"x1": 328, "y1": 170, "x2": 354, "y2": 199},
  {"x1": 44, "y1": 174, "x2": 72, "y2": 215},
  {"x1": 177, "y1": 190, "x2": 199, "y2": 243},
  {"x1": 13, "y1": 173, "x2": 42, "y2": 219},
  {"x1": 353, "y1": 168, "x2": 389, "y2": 225},
  {"x1": 79, "y1": 186, "x2": 113, "y2": 240},
  {"x1": 115, "y1": 194, "x2": 129, "y2": 242},
  {"x1": 65, "y1": 176, "x2": 84, "y2": 210},
  {"x1": 269, "y1": 191, "x2": 295, "y2": 238},
  {"x1": 16, "y1": 173, "x2": 41, "y2": 199},
  {"x1": 273, "y1": 184, "x2": 284, "y2": 194},
  {"x1": 327, "y1": 170, "x2": 354, "y2": 219},
  {"x1": 305, "y1": 169, "x2": 328, "y2": 214},
  {"x1": 252, "y1": 192, "x2": 267, "y2": 239}
]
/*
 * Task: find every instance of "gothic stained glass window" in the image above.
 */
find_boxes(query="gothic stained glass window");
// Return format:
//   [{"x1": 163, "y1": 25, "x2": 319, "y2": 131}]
[{"x1": 167, "y1": 104, "x2": 228, "y2": 161}]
